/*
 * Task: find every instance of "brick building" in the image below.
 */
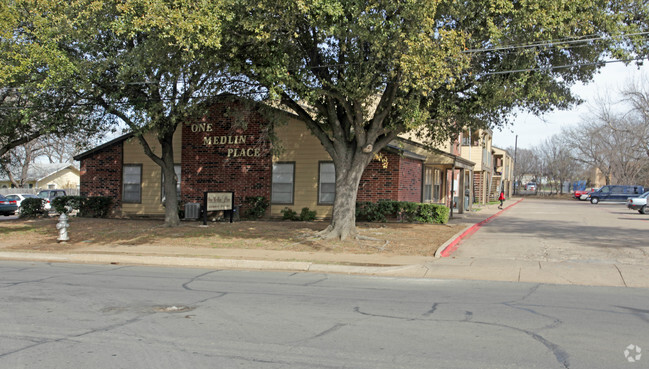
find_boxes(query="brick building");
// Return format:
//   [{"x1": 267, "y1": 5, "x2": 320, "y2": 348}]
[{"x1": 74, "y1": 100, "x2": 475, "y2": 218}]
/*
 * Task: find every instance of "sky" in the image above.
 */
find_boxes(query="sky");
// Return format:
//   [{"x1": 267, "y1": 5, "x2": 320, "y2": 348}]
[{"x1": 492, "y1": 61, "x2": 649, "y2": 150}]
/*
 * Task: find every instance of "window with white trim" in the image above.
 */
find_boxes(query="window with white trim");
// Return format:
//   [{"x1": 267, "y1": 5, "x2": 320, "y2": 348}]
[
  {"x1": 423, "y1": 167, "x2": 433, "y2": 202},
  {"x1": 319, "y1": 162, "x2": 336, "y2": 204},
  {"x1": 433, "y1": 169, "x2": 441, "y2": 202},
  {"x1": 272, "y1": 163, "x2": 294, "y2": 204},
  {"x1": 123, "y1": 165, "x2": 142, "y2": 203}
]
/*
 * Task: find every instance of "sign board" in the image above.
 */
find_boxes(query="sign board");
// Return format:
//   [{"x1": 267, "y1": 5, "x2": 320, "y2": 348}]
[
  {"x1": 205, "y1": 192, "x2": 233, "y2": 211},
  {"x1": 203, "y1": 191, "x2": 235, "y2": 224}
]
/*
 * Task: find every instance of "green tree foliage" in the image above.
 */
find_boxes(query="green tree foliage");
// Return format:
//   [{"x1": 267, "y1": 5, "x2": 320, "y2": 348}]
[
  {"x1": 3, "y1": 0, "x2": 232, "y2": 226},
  {"x1": 222, "y1": 0, "x2": 642, "y2": 239},
  {"x1": 0, "y1": 1, "x2": 98, "y2": 161}
]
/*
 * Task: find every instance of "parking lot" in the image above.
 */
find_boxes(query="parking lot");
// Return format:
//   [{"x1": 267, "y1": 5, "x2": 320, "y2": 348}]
[
  {"x1": 452, "y1": 198, "x2": 649, "y2": 265},
  {"x1": 0, "y1": 214, "x2": 18, "y2": 221}
]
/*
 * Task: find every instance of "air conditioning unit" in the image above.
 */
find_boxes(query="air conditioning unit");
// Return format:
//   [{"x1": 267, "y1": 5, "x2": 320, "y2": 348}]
[{"x1": 184, "y1": 203, "x2": 201, "y2": 220}]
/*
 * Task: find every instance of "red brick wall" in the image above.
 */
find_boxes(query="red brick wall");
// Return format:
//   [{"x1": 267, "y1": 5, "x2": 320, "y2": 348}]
[
  {"x1": 181, "y1": 101, "x2": 272, "y2": 213},
  {"x1": 398, "y1": 157, "x2": 422, "y2": 202},
  {"x1": 78, "y1": 101, "x2": 428, "y2": 216},
  {"x1": 357, "y1": 151, "x2": 423, "y2": 203},
  {"x1": 79, "y1": 141, "x2": 123, "y2": 211},
  {"x1": 357, "y1": 151, "x2": 400, "y2": 202}
]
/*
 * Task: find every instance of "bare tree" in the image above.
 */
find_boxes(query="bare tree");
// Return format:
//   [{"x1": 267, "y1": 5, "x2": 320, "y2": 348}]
[
  {"x1": 564, "y1": 113, "x2": 648, "y2": 186},
  {"x1": 511, "y1": 147, "x2": 540, "y2": 192},
  {"x1": 0, "y1": 141, "x2": 44, "y2": 188},
  {"x1": 535, "y1": 135, "x2": 581, "y2": 194},
  {"x1": 39, "y1": 133, "x2": 101, "y2": 164},
  {"x1": 0, "y1": 131, "x2": 101, "y2": 187},
  {"x1": 621, "y1": 75, "x2": 649, "y2": 160}
]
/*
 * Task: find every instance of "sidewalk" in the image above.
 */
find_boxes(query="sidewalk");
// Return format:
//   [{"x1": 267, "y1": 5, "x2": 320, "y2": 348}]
[{"x1": 1, "y1": 199, "x2": 648, "y2": 288}]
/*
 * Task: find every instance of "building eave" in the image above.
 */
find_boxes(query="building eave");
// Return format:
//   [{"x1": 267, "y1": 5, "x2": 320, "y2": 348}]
[{"x1": 73, "y1": 133, "x2": 134, "y2": 161}]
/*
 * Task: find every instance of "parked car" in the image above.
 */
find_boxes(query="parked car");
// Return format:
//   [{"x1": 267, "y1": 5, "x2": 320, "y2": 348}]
[
  {"x1": 5, "y1": 194, "x2": 38, "y2": 214},
  {"x1": 627, "y1": 191, "x2": 649, "y2": 214},
  {"x1": 577, "y1": 188, "x2": 599, "y2": 201},
  {"x1": 0, "y1": 194, "x2": 18, "y2": 216},
  {"x1": 579, "y1": 187, "x2": 599, "y2": 200},
  {"x1": 589, "y1": 185, "x2": 645, "y2": 204},
  {"x1": 37, "y1": 189, "x2": 67, "y2": 210},
  {"x1": 526, "y1": 182, "x2": 537, "y2": 191}
]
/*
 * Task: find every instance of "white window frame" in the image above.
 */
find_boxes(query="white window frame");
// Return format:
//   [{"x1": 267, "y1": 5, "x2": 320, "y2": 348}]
[
  {"x1": 423, "y1": 167, "x2": 433, "y2": 203},
  {"x1": 122, "y1": 164, "x2": 142, "y2": 203},
  {"x1": 271, "y1": 162, "x2": 295, "y2": 204},
  {"x1": 433, "y1": 169, "x2": 442, "y2": 202},
  {"x1": 318, "y1": 162, "x2": 336, "y2": 205}
]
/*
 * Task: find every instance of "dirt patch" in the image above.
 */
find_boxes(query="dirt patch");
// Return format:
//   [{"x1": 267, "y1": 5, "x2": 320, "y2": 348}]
[{"x1": 0, "y1": 217, "x2": 466, "y2": 256}]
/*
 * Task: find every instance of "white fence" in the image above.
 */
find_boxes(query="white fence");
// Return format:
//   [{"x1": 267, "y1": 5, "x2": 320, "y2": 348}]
[{"x1": 0, "y1": 188, "x2": 80, "y2": 196}]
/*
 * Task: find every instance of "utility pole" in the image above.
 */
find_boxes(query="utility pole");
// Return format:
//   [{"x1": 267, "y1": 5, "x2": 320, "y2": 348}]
[{"x1": 513, "y1": 135, "x2": 518, "y2": 195}]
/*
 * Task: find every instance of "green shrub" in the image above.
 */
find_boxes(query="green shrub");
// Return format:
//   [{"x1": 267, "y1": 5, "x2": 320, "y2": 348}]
[
  {"x1": 48, "y1": 195, "x2": 112, "y2": 217},
  {"x1": 299, "y1": 207, "x2": 317, "y2": 221},
  {"x1": 280, "y1": 207, "x2": 298, "y2": 220},
  {"x1": 356, "y1": 201, "x2": 385, "y2": 222},
  {"x1": 432, "y1": 204, "x2": 450, "y2": 224},
  {"x1": 51, "y1": 196, "x2": 84, "y2": 214},
  {"x1": 243, "y1": 196, "x2": 269, "y2": 219},
  {"x1": 280, "y1": 207, "x2": 317, "y2": 221},
  {"x1": 355, "y1": 200, "x2": 449, "y2": 224},
  {"x1": 397, "y1": 201, "x2": 419, "y2": 222},
  {"x1": 78, "y1": 197, "x2": 113, "y2": 218},
  {"x1": 19, "y1": 197, "x2": 47, "y2": 218}
]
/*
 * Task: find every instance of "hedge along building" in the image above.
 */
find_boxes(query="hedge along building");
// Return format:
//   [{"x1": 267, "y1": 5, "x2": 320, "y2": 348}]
[{"x1": 74, "y1": 99, "x2": 475, "y2": 218}]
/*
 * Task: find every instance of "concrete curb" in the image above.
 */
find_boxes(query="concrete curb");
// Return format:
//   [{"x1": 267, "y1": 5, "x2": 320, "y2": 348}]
[
  {"x1": 436, "y1": 198, "x2": 524, "y2": 258},
  {"x1": 0, "y1": 252, "x2": 312, "y2": 271},
  {"x1": 3, "y1": 251, "x2": 649, "y2": 287},
  {"x1": 0, "y1": 251, "x2": 434, "y2": 278}
]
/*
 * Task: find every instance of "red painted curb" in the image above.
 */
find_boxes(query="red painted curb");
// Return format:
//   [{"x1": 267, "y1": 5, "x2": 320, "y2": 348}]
[{"x1": 439, "y1": 198, "x2": 524, "y2": 258}]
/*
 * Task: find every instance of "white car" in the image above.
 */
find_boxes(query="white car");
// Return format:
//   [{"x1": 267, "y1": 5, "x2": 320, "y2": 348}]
[
  {"x1": 626, "y1": 191, "x2": 649, "y2": 214},
  {"x1": 5, "y1": 194, "x2": 38, "y2": 214}
]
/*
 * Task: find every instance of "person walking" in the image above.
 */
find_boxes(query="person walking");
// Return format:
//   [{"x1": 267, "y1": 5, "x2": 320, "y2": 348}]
[{"x1": 498, "y1": 190, "x2": 505, "y2": 209}]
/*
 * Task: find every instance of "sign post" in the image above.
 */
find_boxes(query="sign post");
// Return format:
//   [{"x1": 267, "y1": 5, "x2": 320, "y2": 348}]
[{"x1": 203, "y1": 191, "x2": 235, "y2": 225}]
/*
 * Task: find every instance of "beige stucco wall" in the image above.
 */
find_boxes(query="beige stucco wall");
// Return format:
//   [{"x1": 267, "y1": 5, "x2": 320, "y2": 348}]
[
  {"x1": 121, "y1": 131, "x2": 182, "y2": 215},
  {"x1": 398, "y1": 131, "x2": 455, "y2": 154},
  {"x1": 460, "y1": 129, "x2": 492, "y2": 172},
  {"x1": 36, "y1": 168, "x2": 80, "y2": 189},
  {"x1": 271, "y1": 118, "x2": 333, "y2": 218}
]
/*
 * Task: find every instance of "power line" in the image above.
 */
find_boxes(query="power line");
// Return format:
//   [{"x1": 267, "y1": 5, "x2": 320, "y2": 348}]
[
  {"x1": 484, "y1": 56, "x2": 647, "y2": 75},
  {"x1": 463, "y1": 31, "x2": 649, "y2": 53}
]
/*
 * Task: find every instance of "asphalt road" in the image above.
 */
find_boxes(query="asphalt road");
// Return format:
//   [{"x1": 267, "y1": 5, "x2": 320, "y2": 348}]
[
  {"x1": 453, "y1": 198, "x2": 649, "y2": 264},
  {"x1": 1, "y1": 261, "x2": 648, "y2": 369}
]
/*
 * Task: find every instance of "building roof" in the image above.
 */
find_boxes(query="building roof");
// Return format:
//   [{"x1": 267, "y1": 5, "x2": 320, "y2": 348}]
[
  {"x1": 492, "y1": 146, "x2": 512, "y2": 156},
  {"x1": 392, "y1": 137, "x2": 476, "y2": 169},
  {"x1": 0, "y1": 162, "x2": 79, "y2": 182},
  {"x1": 73, "y1": 132, "x2": 134, "y2": 161}
]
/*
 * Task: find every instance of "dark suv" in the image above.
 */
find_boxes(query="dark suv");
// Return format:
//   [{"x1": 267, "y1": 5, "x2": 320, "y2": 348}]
[
  {"x1": 589, "y1": 185, "x2": 645, "y2": 204},
  {"x1": 37, "y1": 190, "x2": 67, "y2": 210}
]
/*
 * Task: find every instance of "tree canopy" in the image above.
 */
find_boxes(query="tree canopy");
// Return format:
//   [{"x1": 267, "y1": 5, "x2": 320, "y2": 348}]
[
  {"x1": 221, "y1": 0, "x2": 645, "y2": 239},
  {"x1": 0, "y1": 1, "x2": 95, "y2": 160},
  {"x1": 3, "y1": 0, "x2": 647, "y2": 236},
  {"x1": 3, "y1": 0, "x2": 233, "y2": 224}
]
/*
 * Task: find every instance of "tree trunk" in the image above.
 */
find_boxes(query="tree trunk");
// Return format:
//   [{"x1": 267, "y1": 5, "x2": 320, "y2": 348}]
[
  {"x1": 138, "y1": 129, "x2": 181, "y2": 227},
  {"x1": 160, "y1": 137, "x2": 180, "y2": 227},
  {"x1": 319, "y1": 152, "x2": 372, "y2": 241}
]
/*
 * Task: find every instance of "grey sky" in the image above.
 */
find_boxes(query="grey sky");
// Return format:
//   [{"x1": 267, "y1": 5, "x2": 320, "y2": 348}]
[{"x1": 492, "y1": 62, "x2": 649, "y2": 150}]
